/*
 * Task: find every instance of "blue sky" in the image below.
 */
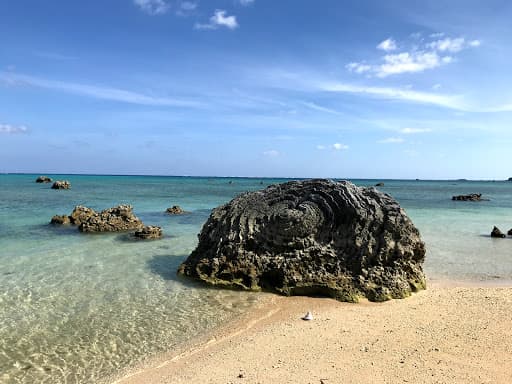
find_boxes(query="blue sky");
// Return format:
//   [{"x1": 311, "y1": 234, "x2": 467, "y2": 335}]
[{"x1": 1, "y1": 0, "x2": 511, "y2": 178}]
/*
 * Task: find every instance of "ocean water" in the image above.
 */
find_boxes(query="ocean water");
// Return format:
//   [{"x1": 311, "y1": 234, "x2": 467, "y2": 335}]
[{"x1": 1, "y1": 174, "x2": 512, "y2": 383}]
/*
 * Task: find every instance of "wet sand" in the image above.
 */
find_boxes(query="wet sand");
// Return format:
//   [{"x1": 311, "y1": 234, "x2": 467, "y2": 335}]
[{"x1": 112, "y1": 282, "x2": 512, "y2": 384}]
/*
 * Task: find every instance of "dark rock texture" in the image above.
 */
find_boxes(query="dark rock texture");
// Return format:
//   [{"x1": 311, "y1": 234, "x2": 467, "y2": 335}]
[
  {"x1": 491, "y1": 226, "x2": 506, "y2": 238},
  {"x1": 36, "y1": 176, "x2": 52, "y2": 183},
  {"x1": 375, "y1": 182, "x2": 385, "y2": 187},
  {"x1": 508, "y1": 229, "x2": 512, "y2": 236},
  {"x1": 69, "y1": 206, "x2": 96, "y2": 226},
  {"x1": 166, "y1": 205, "x2": 185, "y2": 215},
  {"x1": 79, "y1": 205, "x2": 143, "y2": 233},
  {"x1": 452, "y1": 193, "x2": 483, "y2": 201},
  {"x1": 178, "y1": 179, "x2": 426, "y2": 302},
  {"x1": 134, "y1": 225, "x2": 163, "y2": 239},
  {"x1": 51, "y1": 180, "x2": 71, "y2": 190}
]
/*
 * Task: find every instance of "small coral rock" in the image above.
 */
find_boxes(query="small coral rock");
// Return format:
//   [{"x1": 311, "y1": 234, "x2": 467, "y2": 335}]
[
  {"x1": 491, "y1": 226, "x2": 506, "y2": 238},
  {"x1": 51, "y1": 180, "x2": 71, "y2": 189},
  {"x1": 134, "y1": 225, "x2": 163, "y2": 239},
  {"x1": 166, "y1": 205, "x2": 185, "y2": 215},
  {"x1": 36, "y1": 176, "x2": 52, "y2": 183},
  {"x1": 452, "y1": 194, "x2": 482, "y2": 201},
  {"x1": 50, "y1": 215, "x2": 70, "y2": 225}
]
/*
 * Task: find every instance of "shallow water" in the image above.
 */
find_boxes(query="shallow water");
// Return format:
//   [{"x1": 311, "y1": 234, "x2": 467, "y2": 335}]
[{"x1": 1, "y1": 175, "x2": 511, "y2": 383}]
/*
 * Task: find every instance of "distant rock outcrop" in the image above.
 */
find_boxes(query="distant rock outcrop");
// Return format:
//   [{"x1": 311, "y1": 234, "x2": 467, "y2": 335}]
[
  {"x1": 178, "y1": 179, "x2": 426, "y2": 302},
  {"x1": 491, "y1": 226, "x2": 506, "y2": 238},
  {"x1": 452, "y1": 194, "x2": 483, "y2": 201},
  {"x1": 36, "y1": 176, "x2": 52, "y2": 183},
  {"x1": 375, "y1": 182, "x2": 385, "y2": 187},
  {"x1": 134, "y1": 225, "x2": 162, "y2": 239},
  {"x1": 51, "y1": 180, "x2": 71, "y2": 190},
  {"x1": 166, "y1": 205, "x2": 185, "y2": 215}
]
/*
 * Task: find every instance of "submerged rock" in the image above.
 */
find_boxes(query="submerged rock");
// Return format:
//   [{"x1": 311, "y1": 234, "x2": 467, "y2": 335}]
[
  {"x1": 36, "y1": 176, "x2": 52, "y2": 183},
  {"x1": 452, "y1": 193, "x2": 483, "y2": 201},
  {"x1": 79, "y1": 205, "x2": 143, "y2": 233},
  {"x1": 134, "y1": 225, "x2": 163, "y2": 239},
  {"x1": 491, "y1": 226, "x2": 506, "y2": 238},
  {"x1": 178, "y1": 179, "x2": 426, "y2": 302},
  {"x1": 166, "y1": 205, "x2": 185, "y2": 215},
  {"x1": 51, "y1": 180, "x2": 71, "y2": 190}
]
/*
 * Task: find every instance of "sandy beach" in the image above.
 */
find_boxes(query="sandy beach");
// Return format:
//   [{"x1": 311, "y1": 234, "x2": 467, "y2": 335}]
[{"x1": 113, "y1": 281, "x2": 512, "y2": 384}]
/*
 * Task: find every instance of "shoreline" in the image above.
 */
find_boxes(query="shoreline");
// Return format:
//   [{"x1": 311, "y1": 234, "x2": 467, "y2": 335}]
[{"x1": 109, "y1": 278, "x2": 512, "y2": 384}]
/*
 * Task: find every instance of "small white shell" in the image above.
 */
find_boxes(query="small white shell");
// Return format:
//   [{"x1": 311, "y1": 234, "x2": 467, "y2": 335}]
[{"x1": 302, "y1": 311, "x2": 313, "y2": 321}]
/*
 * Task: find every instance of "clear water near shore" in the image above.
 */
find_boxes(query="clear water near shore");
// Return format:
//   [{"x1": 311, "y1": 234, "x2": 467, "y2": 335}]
[{"x1": 1, "y1": 174, "x2": 512, "y2": 383}]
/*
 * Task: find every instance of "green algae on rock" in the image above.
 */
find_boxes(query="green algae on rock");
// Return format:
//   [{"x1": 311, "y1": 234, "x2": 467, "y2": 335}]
[{"x1": 178, "y1": 179, "x2": 426, "y2": 302}]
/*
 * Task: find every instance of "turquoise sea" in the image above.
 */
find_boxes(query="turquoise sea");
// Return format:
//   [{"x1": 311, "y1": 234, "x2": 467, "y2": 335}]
[{"x1": 1, "y1": 174, "x2": 512, "y2": 383}]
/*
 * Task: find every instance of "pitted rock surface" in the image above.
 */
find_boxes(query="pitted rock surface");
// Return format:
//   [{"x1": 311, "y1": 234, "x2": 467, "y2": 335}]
[
  {"x1": 178, "y1": 179, "x2": 426, "y2": 302},
  {"x1": 79, "y1": 205, "x2": 143, "y2": 233}
]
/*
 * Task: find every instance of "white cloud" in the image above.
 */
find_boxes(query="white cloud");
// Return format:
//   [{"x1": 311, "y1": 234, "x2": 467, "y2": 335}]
[
  {"x1": 180, "y1": 1, "x2": 197, "y2": 10},
  {"x1": 239, "y1": 0, "x2": 255, "y2": 5},
  {"x1": 432, "y1": 83, "x2": 441, "y2": 90},
  {"x1": 332, "y1": 143, "x2": 349, "y2": 150},
  {"x1": 399, "y1": 127, "x2": 432, "y2": 134},
  {"x1": 263, "y1": 149, "x2": 280, "y2": 157},
  {"x1": 0, "y1": 72, "x2": 201, "y2": 108},
  {"x1": 348, "y1": 35, "x2": 480, "y2": 78},
  {"x1": 134, "y1": 0, "x2": 170, "y2": 15},
  {"x1": 346, "y1": 62, "x2": 371, "y2": 74},
  {"x1": 316, "y1": 145, "x2": 326, "y2": 150},
  {"x1": 377, "y1": 51, "x2": 446, "y2": 77},
  {"x1": 377, "y1": 38, "x2": 397, "y2": 52},
  {"x1": 378, "y1": 137, "x2": 405, "y2": 144},
  {"x1": 428, "y1": 37, "x2": 466, "y2": 52},
  {"x1": 195, "y1": 10, "x2": 238, "y2": 30},
  {"x1": 0, "y1": 124, "x2": 28, "y2": 134}
]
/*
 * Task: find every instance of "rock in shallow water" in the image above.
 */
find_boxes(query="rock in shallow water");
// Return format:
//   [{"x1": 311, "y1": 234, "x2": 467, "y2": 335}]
[
  {"x1": 36, "y1": 176, "x2": 52, "y2": 183},
  {"x1": 166, "y1": 205, "x2": 185, "y2": 215},
  {"x1": 79, "y1": 205, "x2": 143, "y2": 233},
  {"x1": 491, "y1": 226, "x2": 506, "y2": 238},
  {"x1": 134, "y1": 225, "x2": 163, "y2": 239},
  {"x1": 178, "y1": 179, "x2": 426, "y2": 302}
]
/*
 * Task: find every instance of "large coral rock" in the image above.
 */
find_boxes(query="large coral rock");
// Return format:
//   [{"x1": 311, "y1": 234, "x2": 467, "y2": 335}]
[
  {"x1": 178, "y1": 179, "x2": 426, "y2": 302},
  {"x1": 79, "y1": 205, "x2": 143, "y2": 233},
  {"x1": 69, "y1": 205, "x2": 97, "y2": 226}
]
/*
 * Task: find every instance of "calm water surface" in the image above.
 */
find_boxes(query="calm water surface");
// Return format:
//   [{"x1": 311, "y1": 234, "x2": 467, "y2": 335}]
[{"x1": 1, "y1": 175, "x2": 512, "y2": 383}]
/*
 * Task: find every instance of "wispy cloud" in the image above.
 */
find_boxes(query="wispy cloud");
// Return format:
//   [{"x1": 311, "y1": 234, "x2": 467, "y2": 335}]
[
  {"x1": 134, "y1": 0, "x2": 170, "y2": 15},
  {"x1": 239, "y1": 0, "x2": 255, "y2": 5},
  {"x1": 378, "y1": 137, "x2": 405, "y2": 144},
  {"x1": 0, "y1": 123, "x2": 29, "y2": 134},
  {"x1": 377, "y1": 38, "x2": 397, "y2": 52},
  {"x1": 0, "y1": 72, "x2": 202, "y2": 108},
  {"x1": 195, "y1": 10, "x2": 238, "y2": 30},
  {"x1": 176, "y1": 1, "x2": 197, "y2": 15},
  {"x1": 347, "y1": 35, "x2": 480, "y2": 78},
  {"x1": 399, "y1": 127, "x2": 432, "y2": 134},
  {"x1": 316, "y1": 143, "x2": 349, "y2": 150},
  {"x1": 319, "y1": 81, "x2": 462, "y2": 110},
  {"x1": 300, "y1": 101, "x2": 341, "y2": 115}
]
